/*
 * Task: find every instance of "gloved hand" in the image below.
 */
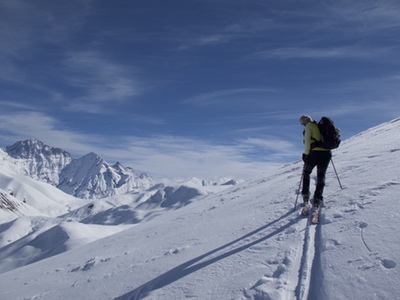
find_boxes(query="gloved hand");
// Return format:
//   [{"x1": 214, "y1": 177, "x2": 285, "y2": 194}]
[{"x1": 302, "y1": 153, "x2": 308, "y2": 163}]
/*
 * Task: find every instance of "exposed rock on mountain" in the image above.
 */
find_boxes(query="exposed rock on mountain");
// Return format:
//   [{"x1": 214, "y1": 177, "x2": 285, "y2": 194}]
[{"x1": 5, "y1": 139, "x2": 72, "y2": 185}]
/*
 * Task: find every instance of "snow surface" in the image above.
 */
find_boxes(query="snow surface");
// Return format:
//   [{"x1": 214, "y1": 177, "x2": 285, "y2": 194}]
[{"x1": 0, "y1": 118, "x2": 400, "y2": 300}]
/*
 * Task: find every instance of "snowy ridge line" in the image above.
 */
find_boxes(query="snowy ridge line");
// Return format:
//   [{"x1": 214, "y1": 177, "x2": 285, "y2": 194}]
[{"x1": 115, "y1": 209, "x2": 297, "y2": 300}]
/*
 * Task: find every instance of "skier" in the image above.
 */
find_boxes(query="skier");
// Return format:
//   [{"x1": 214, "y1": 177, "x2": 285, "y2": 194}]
[{"x1": 299, "y1": 115, "x2": 332, "y2": 209}]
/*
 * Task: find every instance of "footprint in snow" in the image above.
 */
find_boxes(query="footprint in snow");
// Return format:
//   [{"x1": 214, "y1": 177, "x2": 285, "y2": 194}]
[{"x1": 381, "y1": 259, "x2": 397, "y2": 269}]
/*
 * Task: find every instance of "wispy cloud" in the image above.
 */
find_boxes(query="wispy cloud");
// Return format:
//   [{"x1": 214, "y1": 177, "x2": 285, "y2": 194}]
[
  {"x1": 0, "y1": 0, "x2": 92, "y2": 72},
  {"x1": 0, "y1": 112, "x2": 99, "y2": 155},
  {"x1": 0, "y1": 0, "x2": 123, "y2": 114},
  {"x1": 63, "y1": 51, "x2": 140, "y2": 111},
  {"x1": 112, "y1": 135, "x2": 297, "y2": 179},
  {"x1": 0, "y1": 0, "x2": 139, "y2": 114},
  {"x1": 183, "y1": 88, "x2": 276, "y2": 106},
  {"x1": 0, "y1": 101, "x2": 35, "y2": 111},
  {"x1": 0, "y1": 112, "x2": 297, "y2": 180},
  {"x1": 175, "y1": 12, "x2": 274, "y2": 51},
  {"x1": 325, "y1": 0, "x2": 400, "y2": 33},
  {"x1": 253, "y1": 46, "x2": 395, "y2": 60}
]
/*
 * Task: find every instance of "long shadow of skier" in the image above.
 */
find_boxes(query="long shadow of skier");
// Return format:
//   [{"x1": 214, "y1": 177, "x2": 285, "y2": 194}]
[{"x1": 115, "y1": 209, "x2": 299, "y2": 300}]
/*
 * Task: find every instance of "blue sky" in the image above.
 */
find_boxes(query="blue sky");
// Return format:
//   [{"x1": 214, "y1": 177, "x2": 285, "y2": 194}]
[{"x1": 0, "y1": 0, "x2": 400, "y2": 180}]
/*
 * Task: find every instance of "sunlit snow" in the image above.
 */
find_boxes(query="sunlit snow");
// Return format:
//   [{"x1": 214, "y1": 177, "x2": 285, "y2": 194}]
[{"x1": 1, "y1": 118, "x2": 400, "y2": 299}]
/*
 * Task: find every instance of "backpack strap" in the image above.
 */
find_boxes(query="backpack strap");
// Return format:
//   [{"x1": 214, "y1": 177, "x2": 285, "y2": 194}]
[
  {"x1": 303, "y1": 121, "x2": 320, "y2": 150},
  {"x1": 310, "y1": 139, "x2": 320, "y2": 150}
]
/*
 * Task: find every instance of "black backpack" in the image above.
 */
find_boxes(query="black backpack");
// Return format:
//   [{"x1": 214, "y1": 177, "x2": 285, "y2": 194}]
[{"x1": 313, "y1": 117, "x2": 341, "y2": 149}]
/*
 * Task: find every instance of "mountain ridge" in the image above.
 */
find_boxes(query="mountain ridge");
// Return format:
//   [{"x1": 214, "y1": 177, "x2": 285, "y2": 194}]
[
  {"x1": 2, "y1": 139, "x2": 237, "y2": 200},
  {"x1": 3, "y1": 139, "x2": 154, "y2": 199}
]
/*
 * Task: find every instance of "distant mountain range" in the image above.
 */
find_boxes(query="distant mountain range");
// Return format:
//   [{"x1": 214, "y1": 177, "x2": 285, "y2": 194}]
[
  {"x1": 2, "y1": 139, "x2": 236, "y2": 200},
  {"x1": 3, "y1": 139, "x2": 154, "y2": 199}
]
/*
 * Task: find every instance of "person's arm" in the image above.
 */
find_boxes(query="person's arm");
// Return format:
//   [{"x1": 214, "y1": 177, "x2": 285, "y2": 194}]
[{"x1": 304, "y1": 123, "x2": 312, "y2": 155}]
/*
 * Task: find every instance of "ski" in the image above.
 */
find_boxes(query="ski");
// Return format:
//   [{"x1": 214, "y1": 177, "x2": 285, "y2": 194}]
[
  {"x1": 311, "y1": 207, "x2": 320, "y2": 224},
  {"x1": 301, "y1": 204, "x2": 311, "y2": 216}
]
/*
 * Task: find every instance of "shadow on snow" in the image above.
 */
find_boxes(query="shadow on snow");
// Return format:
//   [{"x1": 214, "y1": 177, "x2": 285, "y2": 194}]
[{"x1": 115, "y1": 209, "x2": 301, "y2": 300}]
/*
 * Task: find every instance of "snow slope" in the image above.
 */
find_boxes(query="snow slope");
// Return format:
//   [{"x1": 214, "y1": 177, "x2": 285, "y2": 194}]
[
  {"x1": 0, "y1": 118, "x2": 399, "y2": 300},
  {"x1": 0, "y1": 157, "x2": 85, "y2": 220}
]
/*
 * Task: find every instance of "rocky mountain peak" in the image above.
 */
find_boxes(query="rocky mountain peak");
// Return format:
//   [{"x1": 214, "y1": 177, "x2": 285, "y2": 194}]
[
  {"x1": 4, "y1": 139, "x2": 72, "y2": 185},
  {"x1": 5, "y1": 139, "x2": 71, "y2": 160}
]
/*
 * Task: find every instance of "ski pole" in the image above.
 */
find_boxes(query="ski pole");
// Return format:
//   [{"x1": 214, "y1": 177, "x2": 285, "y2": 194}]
[
  {"x1": 294, "y1": 165, "x2": 304, "y2": 211},
  {"x1": 330, "y1": 158, "x2": 343, "y2": 190}
]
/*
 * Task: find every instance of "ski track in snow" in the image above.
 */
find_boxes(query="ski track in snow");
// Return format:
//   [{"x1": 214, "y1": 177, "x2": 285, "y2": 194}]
[
  {"x1": 294, "y1": 216, "x2": 315, "y2": 300},
  {"x1": 289, "y1": 208, "x2": 323, "y2": 300}
]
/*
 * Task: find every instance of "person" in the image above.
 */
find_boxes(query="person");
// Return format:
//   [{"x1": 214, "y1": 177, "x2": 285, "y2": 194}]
[{"x1": 299, "y1": 115, "x2": 332, "y2": 209}]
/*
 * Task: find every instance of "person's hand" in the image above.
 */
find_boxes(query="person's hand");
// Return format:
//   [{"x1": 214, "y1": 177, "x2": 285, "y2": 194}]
[{"x1": 302, "y1": 153, "x2": 308, "y2": 163}]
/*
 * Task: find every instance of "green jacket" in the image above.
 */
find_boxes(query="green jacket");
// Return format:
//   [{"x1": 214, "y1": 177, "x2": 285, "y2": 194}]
[{"x1": 303, "y1": 122, "x2": 330, "y2": 155}]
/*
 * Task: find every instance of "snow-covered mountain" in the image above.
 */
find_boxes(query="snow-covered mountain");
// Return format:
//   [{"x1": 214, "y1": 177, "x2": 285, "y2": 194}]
[
  {"x1": 57, "y1": 152, "x2": 153, "y2": 199},
  {"x1": 2, "y1": 139, "x2": 236, "y2": 201},
  {"x1": 5, "y1": 139, "x2": 72, "y2": 185},
  {"x1": 0, "y1": 118, "x2": 400, "y2": 299},
  {"x1": 3, "y1": 139, "x2": 154, "y2": 199}
]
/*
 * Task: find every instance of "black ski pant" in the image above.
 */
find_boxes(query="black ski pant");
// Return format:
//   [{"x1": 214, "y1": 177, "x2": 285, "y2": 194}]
[{"x1": 301, "y1": 150, "x2": 332, "y2": 200}]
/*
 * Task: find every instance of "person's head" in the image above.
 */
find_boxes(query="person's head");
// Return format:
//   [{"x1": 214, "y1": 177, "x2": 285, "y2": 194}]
[{"x1": 299, "y1": 115, "x2": 312, "y2": 126}]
